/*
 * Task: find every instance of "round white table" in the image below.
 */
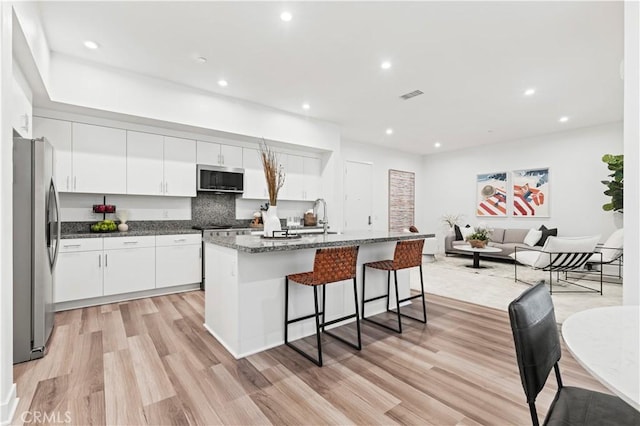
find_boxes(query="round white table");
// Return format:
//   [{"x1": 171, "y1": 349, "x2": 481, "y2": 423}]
[
  {"x1": 562, "y1": 306, "x2": 640, "y2": 411},
  {"x1": 456, "y1": 245, "x2": 502, "y2": 268}
]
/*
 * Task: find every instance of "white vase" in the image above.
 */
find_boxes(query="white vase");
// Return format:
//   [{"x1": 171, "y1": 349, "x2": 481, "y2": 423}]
[
  {"x1": 613, "y1": 211, "x2": 623, "y2": 229},
  {"x1": 262, "y1": 206, "x2": 282, "y2": 237},
  {"x1": 118, "y1": 223, "x2": 129, "y2": 232}
]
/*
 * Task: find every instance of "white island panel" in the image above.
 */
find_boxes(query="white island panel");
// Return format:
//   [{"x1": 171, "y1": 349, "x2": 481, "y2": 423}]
[{"x1": 203, "y1": 233, "x2": 424, "y2": 358}]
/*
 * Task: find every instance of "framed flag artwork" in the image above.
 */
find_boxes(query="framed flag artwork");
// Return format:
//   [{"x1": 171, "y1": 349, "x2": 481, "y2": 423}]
[
  {"x1": 476, "y1": 172, "x2": 507, "y2": 216},
  {"x1": 512, "y1": 168, "x2": 549, "y2": 217}
]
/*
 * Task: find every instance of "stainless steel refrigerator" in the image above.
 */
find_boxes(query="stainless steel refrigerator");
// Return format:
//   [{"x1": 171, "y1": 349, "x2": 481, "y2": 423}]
[{"x1": 13, "y1": 137, "x2": 60, "y2": 363}]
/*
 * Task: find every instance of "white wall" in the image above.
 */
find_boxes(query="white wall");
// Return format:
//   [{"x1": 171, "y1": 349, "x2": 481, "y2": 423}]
[
  {"x1": 0, "y1": 4, "x2": 17, "y2": 424},
  {"x1": 422, "y1": 122, "x2": 623, "y2": 249},
  {"x1": 624, "y1": 1, "x2": 639, "y2": 306},
  {"x1": 341, "y1": 140, "x2": 425, "y2": 233}
]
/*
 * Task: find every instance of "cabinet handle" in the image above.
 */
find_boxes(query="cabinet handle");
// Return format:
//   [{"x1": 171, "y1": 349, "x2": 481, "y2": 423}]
[
  {"x1": 165, "y1": 182, "x2": 168, "y2": 193},
  {"x1": 123, "y1": 241, "x2": 139, "y2": 245},
  {"x1": 21, "y1": 114, "x2": 29, "y2": 131},
  {"x1": 199, "y1": 247, "x2": 202, "y2": 258},
  {"x1": 63, "y1": 244, "x2": 81, "y2": 248},
  {"x1": 74, "y1": 176, "x2": 77, "y2": 190},
  {"x1": 98, "y1": 254, "x2": 101, "y2": 267},
  {"x1": 174, "y1": 238, "x2": 187, "y2": 242},
  {"x1": 218, "y1": 154, "x2": 221, "y2": 165},
  {"x1": 160, "y1": 182, "x2": 163, "y2": 194},
  {"x1": 105, "y1": 254, "x2": 108, "y2": 267},
  {"x1": 66, "y1": 176, "x2": 70, "y2": 191},
  {"x1": 221, "y1": 155, "x2": 224, "y2": 165}
]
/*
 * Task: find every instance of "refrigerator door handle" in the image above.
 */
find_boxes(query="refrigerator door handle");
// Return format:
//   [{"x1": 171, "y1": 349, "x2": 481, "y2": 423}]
[{"x1": 49, "y1": 178, "x2": 62, "y2": 270}]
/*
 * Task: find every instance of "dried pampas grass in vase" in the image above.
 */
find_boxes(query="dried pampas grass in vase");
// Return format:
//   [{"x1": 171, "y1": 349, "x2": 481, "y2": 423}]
[{"x1": 259, "y1": 140, "x2": 285, "y2": 237}]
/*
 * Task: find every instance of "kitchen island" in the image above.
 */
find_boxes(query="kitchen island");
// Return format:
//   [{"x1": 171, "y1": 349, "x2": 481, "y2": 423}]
[{"x1": 203, "y1": 231, "x2": 434, "y2": 358}]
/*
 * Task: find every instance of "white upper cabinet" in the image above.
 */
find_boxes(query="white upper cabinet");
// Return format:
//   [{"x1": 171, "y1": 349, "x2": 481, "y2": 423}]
[
  {"x1": 127, "y1": 133, "x2": 195, "y2": 197},
  {"x1": 12, "y1": 76, "x2": 32, "y2": 139},
  {"x1": 241, "y1": 147, "x2": 268, "y2": 200},
  {"x1": 197, "y1": 141, "x2": 243, "y2": 168},
  {"x1": 72, "y1": 123, "x2": 127, "y2": 194},
  {"x1": 303, "y1": 156, "x2": 322, "y2": 201},
  {"x1": 33, "y1": 117, "x2": 73, "y2": 192},
  {"x1": 126, "y1": 131, "x2": 164, "y2": 195},
  {"x1": 280, "y1": 154, "x2": 322, "y2": 201},
  {"x1": 280, "y1": 154, "x2": 304, "y2": 200},
  {"x1": 164, "y1": 136, "x2": 196, "y2": 197}
]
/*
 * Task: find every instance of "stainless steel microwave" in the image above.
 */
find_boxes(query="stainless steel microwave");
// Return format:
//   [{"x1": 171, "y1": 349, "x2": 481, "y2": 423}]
[{"x1": 197, "y1": 164, "x2": 244, "y2": 193}]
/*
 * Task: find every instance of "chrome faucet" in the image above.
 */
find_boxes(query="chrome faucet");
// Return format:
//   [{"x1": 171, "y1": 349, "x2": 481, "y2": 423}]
[{"x1": 314, "y1": 198, "x2": 328, "y2": 234}]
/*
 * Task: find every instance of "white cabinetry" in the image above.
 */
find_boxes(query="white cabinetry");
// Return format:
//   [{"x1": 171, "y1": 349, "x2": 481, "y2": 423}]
[
  {"x1": 126, "y1": 131, "x2": 164, "y2": 195},
  {"x1": 55, "y1": 239, "x2": 104, "y2": 303},
  {"x1": 33, "y1": 117, "x2": 73, "y2": 192},
  {"x1": 277, "y1": 154, "x2": 322, "y2": 201},
  {"x1": 302, "y1": 156, "x2": 322, "y2": 200},
  {"x1": 242, "y1": 147, "x2": 268, "y2": 199},
  {"x1": 103, "y1": 236, "x2": 156, "y2": 296},
  {"x1": 126, "y1": 133, "x2": 195, "y2": 196},
  {"x1": 196, "y1": 141, "x2": 243, "y2": 168},
  {"x1": 155, "y1": 234, "x2": 201, "y2": 288},
  {"x1": 54, "y1": 234, "x2": 201, "y2": 307},
  {"x1": 164, "y1": 136, "x2": 197, "y2": 196},
  {"x1": 72, "y1": 123, "x2": 127, "y2": 194},
  {"x1": 12, "y1": 76, "x2": 32, "y2": 138}
]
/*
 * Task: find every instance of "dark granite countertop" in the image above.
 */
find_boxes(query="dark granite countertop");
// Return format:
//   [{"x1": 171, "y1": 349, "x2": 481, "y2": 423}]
[
  {"x1": 61, "y1": 228, "x2": 201, "y2": 239},
  {"x1": 203, "y1": 231, "x2": 435, "y2": 253}
]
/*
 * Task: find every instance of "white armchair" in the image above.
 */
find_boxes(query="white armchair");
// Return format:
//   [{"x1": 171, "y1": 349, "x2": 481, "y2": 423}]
[
  {"x1": 570, "y1": 228, "x2": 624, "y2": 283},
  {"x1": 510, "y1": 235, "x2": 602, "y2": 294}
]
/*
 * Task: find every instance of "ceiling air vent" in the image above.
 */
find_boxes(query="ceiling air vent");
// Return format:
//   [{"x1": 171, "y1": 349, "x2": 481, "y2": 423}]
[{"x1": 400, "y1": 90, "x2": 424, "y2": 100}]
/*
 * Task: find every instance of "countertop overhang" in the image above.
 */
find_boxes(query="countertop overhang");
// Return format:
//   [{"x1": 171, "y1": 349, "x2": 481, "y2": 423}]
[{"x1": 204, "y1": 231, "x2": 435, "y2": 253}]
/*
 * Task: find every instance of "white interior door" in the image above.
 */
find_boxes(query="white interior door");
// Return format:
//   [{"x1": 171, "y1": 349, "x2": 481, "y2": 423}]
[{"x1": 344, "y1": 160, "x2": 373, "y2": 231}]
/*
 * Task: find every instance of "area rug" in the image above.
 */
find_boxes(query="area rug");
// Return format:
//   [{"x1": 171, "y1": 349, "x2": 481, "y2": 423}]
[{"x1": 414, "y1": 254, "x2": 623, "y2": 323}]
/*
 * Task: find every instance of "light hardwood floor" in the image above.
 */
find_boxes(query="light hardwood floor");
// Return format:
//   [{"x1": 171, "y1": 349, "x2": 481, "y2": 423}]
[{"x1": 12, "y1": 291, "x2": 608, "y2": 425}]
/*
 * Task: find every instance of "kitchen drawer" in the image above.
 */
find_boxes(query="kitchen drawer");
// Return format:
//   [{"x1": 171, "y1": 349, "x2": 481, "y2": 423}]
[
  {"x1": 155, "y1": 234, "x2": 201, "y2": 247},
  {"x1": 59, "y1": 238, "x2": 103, "y2": 253},
  {"x1": 103, "y1": 235, "x2": 156, "y2": 250}
]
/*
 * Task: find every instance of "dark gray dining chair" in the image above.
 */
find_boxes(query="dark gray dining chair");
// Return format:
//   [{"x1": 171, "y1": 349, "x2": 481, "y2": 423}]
[{"x1": 508, "y1": 282, "x2": 640, "y2": 425}]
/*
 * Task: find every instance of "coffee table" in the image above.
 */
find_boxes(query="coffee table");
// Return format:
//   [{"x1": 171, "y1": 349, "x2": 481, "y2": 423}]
[{"x1": 457, "y1": 245, "x2": 502, "y2": 268}]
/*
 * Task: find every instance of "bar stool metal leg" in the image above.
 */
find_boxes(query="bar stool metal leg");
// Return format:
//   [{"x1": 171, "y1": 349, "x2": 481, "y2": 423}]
[
  {"x1": 313, "y1": 286, "x2": 323, "y2": 366},
  {"x1": 362, "y1": 265, "x2": 402, "y2": 334}
]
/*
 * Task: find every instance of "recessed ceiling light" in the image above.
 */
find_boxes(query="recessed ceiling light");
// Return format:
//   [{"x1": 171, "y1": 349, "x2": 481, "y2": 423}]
[
  {"x1": 524, "y1": 88, "x2": 536, "y2": 96},
  {"x1": 559, "y1": 116, "x2": 569, "y2": 123},
  {"x1": 83, "y1": 40, "x2": 99, "y2": 50},
  {"x1": 434, "y1": 142, "x2": 441, "y2": 148},
  {"x1": 196, "y1": 56, "x2": 207, "y2": 64},
  {"x1": 218, "y1": 80, "x2": 228, "y2": 87},
  {"x1": 280, "y1": 11, "x2": 292, "y2": 22},
  {"x1": 302, "y1": 103, "x2": 310, "y2": 110},
  {"x1": 381, "y1": 61, "x2": 392, "y2": 70},
  {"x1": 385, "y1": 128, "x2": 393, "y2": 135}
]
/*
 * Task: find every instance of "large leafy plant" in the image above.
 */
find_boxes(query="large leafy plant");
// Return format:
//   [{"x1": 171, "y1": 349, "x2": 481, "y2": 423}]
[{"x1": 601, "y1": 154, "x2": 623, "y2": 213}]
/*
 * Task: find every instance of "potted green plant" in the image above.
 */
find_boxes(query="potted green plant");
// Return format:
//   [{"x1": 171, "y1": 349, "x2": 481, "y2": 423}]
[
  {"x1": 466, "y1": 226, "x2": 490, "y2": 248},
  {"x1": 601, "y1": 154, "x2": 623, "y2": 213}
]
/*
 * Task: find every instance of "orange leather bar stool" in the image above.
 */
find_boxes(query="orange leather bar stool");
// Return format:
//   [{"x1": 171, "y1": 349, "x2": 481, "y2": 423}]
[
  {"x1": 284, "y1": 246, "x2": 361, "y2": 366},
  {"x1": 361, "y1": 239, "x2": 427, "y2": 333}
]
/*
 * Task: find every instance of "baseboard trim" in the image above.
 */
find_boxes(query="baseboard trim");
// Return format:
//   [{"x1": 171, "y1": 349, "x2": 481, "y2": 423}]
[{"x1": 0, "y1": 383, "x2": 18, "y2": 426}]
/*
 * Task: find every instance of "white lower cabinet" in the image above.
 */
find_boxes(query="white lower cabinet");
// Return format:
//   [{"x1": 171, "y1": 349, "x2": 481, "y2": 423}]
[
  {"x1": 56, "y1": 239, "x2": 104, "y2": 303},
  {"x1": 155, "y1": 234, "x2": 201, "y2": 288},
  {"x1": 54, "y1": 234, "x2": 201, "y2": 306},
  {"x1": 103, "y1": 236, "x2": 156, "y2": 296}
]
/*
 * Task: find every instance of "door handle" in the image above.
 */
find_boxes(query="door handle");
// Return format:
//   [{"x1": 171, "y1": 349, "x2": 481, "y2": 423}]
[
  {"x1": 98, "y1": 254, "x2": 101, "y2": 267},
  {"x1": 368, "y1": 215, "x2": 372, "y2": 225}
]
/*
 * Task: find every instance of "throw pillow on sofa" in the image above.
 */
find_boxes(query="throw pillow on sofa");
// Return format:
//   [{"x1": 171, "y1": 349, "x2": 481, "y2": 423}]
[
  {"x1": 453, "y1": 224, "x2": 464, "y2": 241},
  {"x1": 536, "y1": 224, "x2": 558, "y2": 246},
  {"x1": 524, "y1": 229, "x2": 543, "y2": 247},
  {"x1": 460, "y1": 226, "x2": 475, "y2": 240}
]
